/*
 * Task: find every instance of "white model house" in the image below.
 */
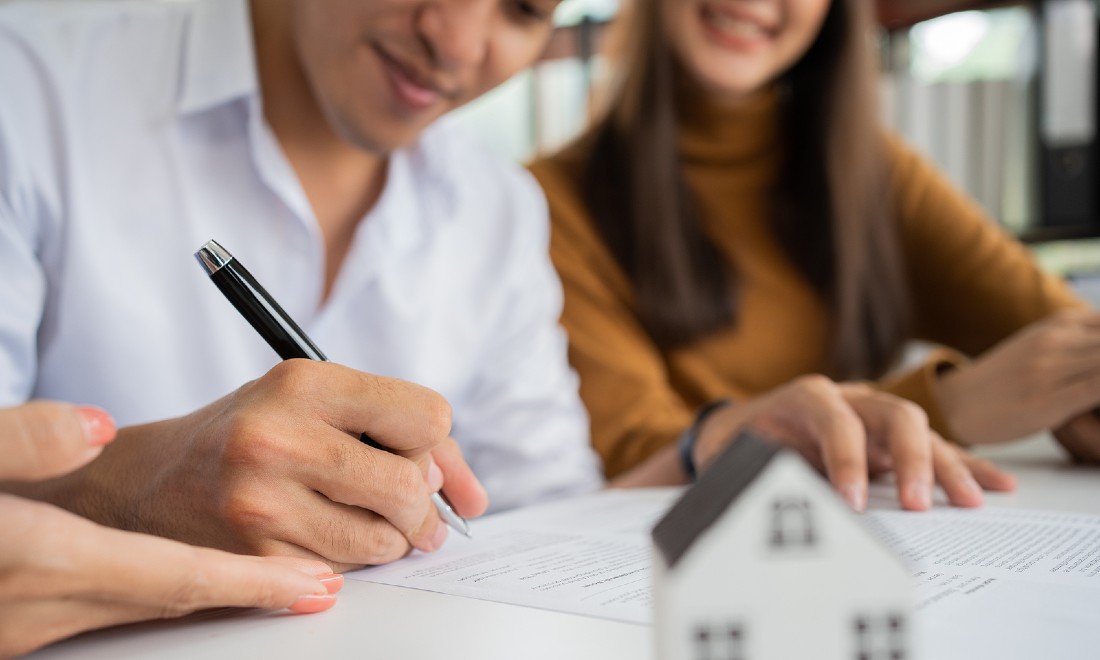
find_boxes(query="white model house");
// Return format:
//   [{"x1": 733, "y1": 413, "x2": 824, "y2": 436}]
[{"x1": 652, "y1": 432, "x2": 913, "y2": 660}]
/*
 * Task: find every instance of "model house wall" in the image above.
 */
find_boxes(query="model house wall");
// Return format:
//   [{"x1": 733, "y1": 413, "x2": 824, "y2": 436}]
[{"x1": 653, "y1": 447, "x2": 913, "y2": 660}]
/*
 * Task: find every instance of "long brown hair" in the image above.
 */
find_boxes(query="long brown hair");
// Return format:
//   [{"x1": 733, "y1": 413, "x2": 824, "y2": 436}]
[{"x1": 582, "y1": 0, "x2": 910, "y2": 378}]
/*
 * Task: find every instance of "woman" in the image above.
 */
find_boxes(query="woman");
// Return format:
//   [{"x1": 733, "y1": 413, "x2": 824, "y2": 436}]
[
  {"x1": 0, "y1": 402, "x2": 341, "y2": 658},
  {"x1": 530, "y1": 0, "x2": 1097, "y2": 490}
]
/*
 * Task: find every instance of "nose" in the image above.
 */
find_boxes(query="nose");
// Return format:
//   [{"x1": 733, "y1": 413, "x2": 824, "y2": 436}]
[{"x1": 416, "y1": 0, "x2": 493, "y2": 70}]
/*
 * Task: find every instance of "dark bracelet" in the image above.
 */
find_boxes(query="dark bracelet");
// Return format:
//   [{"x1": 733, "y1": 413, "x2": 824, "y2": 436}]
[{"x1": 678, "y1": 398, "x2": 733, "y2": 482}]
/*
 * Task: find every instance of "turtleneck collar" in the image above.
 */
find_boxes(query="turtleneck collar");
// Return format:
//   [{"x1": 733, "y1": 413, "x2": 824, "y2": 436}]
[{"x1": 676, "y1": 75, "x2": 781, "y2": 166}]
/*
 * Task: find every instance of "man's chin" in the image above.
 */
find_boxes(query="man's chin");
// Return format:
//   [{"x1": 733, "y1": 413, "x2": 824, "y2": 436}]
[{"x1": 333, "y1": 115, "x2": 432, "y2": 155}]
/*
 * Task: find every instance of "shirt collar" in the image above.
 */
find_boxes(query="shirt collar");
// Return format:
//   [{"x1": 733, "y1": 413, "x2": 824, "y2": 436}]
[
  {"x1": 177, "y1": 0, "x2": 258, "y2": 116},
  {"x1": 175, "y1": 0, "x2": 462, "y2": 221}
]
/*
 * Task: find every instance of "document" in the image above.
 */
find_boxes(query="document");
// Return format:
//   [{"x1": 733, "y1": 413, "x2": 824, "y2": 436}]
[
  {"x1": 347, "y1": 489, "x2": 677, "y2": 624},
  {"x1": 348, "y1": 488, "x2": 1100, "y2": 647},
  {"x1": 864, "y1": 507, "x2": 1100, "y2": 659}
]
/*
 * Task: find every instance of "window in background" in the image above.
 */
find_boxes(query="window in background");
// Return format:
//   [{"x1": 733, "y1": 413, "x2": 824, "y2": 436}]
[{"x1": 883, "y1": 6, "x2": 1038, "y2": 234}]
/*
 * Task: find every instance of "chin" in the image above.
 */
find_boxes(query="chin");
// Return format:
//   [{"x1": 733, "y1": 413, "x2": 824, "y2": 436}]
[
  {"x1": 695, "y1": 67, "x2": 770, "y2": 101},
  {"x1": 331, "y1": 112, "x2": 426, "y2": 155}
]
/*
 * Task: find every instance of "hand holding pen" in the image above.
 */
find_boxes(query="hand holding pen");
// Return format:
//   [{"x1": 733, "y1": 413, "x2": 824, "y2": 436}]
[{"x1": 195, "y1": 239, "x2": 475, "y2": 540}]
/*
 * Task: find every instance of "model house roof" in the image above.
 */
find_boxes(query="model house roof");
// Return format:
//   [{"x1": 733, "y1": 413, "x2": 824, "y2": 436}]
[{"x1": 652, "y1": 431, "x2": 781, "y2": 569}]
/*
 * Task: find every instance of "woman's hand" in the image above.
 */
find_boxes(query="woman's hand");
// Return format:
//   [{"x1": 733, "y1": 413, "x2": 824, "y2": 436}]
[
  {"x1": 934, "y1": 310, "x2": 1100, "y2": 446},
  {"x1": 0, "y1": 401, "x2": 342, "y2": 659},
  {"x1": 1051, "y1": 411, "x2": 1100, "y2": 464},
  {"x1": 0, "y1": 401, "x2": 116, "y2": 481},
  {"x1": 695, "y1": 376, "x2": 1016, "y2": 512}
]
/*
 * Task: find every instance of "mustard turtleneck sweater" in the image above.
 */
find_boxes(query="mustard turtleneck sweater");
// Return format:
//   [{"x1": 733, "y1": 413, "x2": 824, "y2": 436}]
[{"x1": 528, "y1": 89, "x2": 1083, "y2": 479}]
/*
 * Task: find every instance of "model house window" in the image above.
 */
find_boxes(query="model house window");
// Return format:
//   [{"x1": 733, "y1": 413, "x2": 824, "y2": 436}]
[
  {"x1": 692, "y1": 622, "x2": 745, "y2": 660},
  {"x1": 853, "y1": 613, "x2": 907, "y2": 660},
  {"x1": 769, "y1": 497, "x2": 817, "y2": 549}
]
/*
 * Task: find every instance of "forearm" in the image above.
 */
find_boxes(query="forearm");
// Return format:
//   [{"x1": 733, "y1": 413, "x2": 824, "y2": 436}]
[{"x1": 607, "y1": 445, "x2": 686, "y2": 488}]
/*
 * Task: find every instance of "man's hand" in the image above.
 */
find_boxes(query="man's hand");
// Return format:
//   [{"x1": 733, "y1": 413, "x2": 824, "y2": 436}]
[
  {"x1": 694, "y1": 376, "x2": 1016, "y2": 512},
  {"x1": 8, "y1": 360, "x2": 489, "y2": 572},
  {"x1": 0, "y1": 400, "x2": 343, "y2": 658}
]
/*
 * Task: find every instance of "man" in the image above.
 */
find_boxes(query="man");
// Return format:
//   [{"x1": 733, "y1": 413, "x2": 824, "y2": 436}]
[{"x1": 0, "y1": 0, "x2": 1011, "y2": 571}]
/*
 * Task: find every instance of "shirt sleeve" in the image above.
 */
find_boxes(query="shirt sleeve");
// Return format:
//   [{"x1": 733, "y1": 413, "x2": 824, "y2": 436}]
[
  {"x1": 0, "y1": 25, "x2": 54, "y2": 406},
  {"x1": 876, "y1": 135, "x2": 1087, "y2": 439},
  {"x1": 531, "y1": 158, "x2": 696, "y2": 479},
  {"x1": 452, "y1": 170, "x2": 605, "y2": 512},
  {"x1": 0, "y1": 176, "x2": 48, "y2": 406}
]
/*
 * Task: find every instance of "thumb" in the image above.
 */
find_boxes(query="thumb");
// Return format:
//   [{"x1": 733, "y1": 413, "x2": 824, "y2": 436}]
[
  {"x1": 432, "y1": 437, "x2": 489, "y2": 518},
  {"x1": 0, "y1": 401, "x2": 116, "y2": 481}
]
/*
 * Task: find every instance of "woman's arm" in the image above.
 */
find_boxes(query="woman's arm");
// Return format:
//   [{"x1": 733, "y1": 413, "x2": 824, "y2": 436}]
[
  {"x1": 533, "y1": 155, "x2": 1014, "y2": 508},
  {"x1": 0, "y1": 402, "x2": 340, "y2": 658},
  {"x1": 879, "y1": 135, "x2": 1094, "y2": 448}
]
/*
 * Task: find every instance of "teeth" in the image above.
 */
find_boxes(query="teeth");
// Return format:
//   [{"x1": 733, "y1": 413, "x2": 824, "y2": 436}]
[{"x1": 703, "y1": 7, "x2": 767, "y2": 39}]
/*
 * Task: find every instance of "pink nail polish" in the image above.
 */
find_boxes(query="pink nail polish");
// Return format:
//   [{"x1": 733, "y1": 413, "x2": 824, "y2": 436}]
[
  {"x1": 289, "y1": 594, "x2": 337, "y2": 614},
  {"x1": 76, "y1": 406, "x2": 116, "y2": 447},
  {"x1": 320, "y1": 574, "x2": 344, "y2": 595}
]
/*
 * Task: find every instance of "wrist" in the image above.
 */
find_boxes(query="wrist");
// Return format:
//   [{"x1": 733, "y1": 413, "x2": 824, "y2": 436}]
[
  {"x1": 933, "y1": 367, "x2": 985, "y2": 445},
  {"x1": 678, "y1": 399, "x2": 733, "y2": 481}
]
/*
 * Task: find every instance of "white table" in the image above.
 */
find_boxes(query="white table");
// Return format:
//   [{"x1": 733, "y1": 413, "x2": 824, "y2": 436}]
[{"x1": 30, "y1": 435, "x2": 1098, "y2": 660}]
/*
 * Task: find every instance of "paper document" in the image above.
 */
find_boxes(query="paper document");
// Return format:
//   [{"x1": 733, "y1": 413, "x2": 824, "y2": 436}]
[
  {"x1": 348, "y1": 489, "x2": 677, "y2": 624},
  {"x1": 348, "y1": 488, "x2": 1100, "y2": 650},
  {"x1": 865, "y1": 507, "x2": 1100, "y2": 658}
]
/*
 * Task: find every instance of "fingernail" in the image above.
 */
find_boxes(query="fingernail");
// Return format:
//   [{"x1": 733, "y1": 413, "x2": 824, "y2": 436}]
[
  {"x1": 839, "y1": 484, "x2": 866, "y2": 513},
  {"x1": 289, "y1": 594, "x2": 337, "y2": 614},
  {"x1": 906, "y1": 482, "x2": 932, "y2": 510},
  {"x1": 962, "y1": 475, "x2": 982, "y2": 495},
  {"x1": 319, "y1": 573, "x2": 344, "y2": 595},
  {"x1": 77, "y1": 406, "x2": 116, "y2": 447},
  {"x1": 431, "y1": 521, "x2": 449, "y2": 550},
  {"x1": 427, "y1": 461, "x2": 444, "y2": 492}
]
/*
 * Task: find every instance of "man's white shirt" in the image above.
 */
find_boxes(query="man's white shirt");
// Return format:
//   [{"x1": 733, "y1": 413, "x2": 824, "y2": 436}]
[{"x1": 0, "y1": 0, "x2": 604, "y2": 510}]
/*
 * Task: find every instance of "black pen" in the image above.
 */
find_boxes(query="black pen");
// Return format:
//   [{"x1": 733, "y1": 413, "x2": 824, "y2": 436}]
[{"x1": 194, "y1": 238, "x2": 471, "y2": 538}]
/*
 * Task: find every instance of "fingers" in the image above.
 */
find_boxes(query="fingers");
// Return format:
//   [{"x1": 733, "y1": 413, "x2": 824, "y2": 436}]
[
  {"x1": 0, "y1": 501, "x2": 340, "y2": 657},
  {"x1": 218, "y1": 468, "x2": 428, "y2": 566},
  {"x1": 842, "y1": 388, "x2": 934, "y2": 511},
  {"x1": 432, "y1": 437, "x2": 489, "y2": 518},
  {"x1": 930, "y1": 440, "x2": 987, "y2": 508},
  {"x1": 72, "y1": 524, "x2": 339, "y2": 616},
  {"x1": 788, "y1": 379, "x2": 869, "y2": 512},
  {"x1": 733, "y1": 376, "x2": 870, "y2": 511},
  {"x1": 285, "y1": 492, "x2": 427, "y2": 566},
  {"x1": 845, "y1": 386, "x2": 1014, "y2": 509},
  {"x1": 0, "y1": 401, "x2": 116, "y2": 481},
  {"x1": 259, "y1": 360, "x2": 453, "y2": 456},
  {"x1": 296, "y1": 429, "x2": 443, "y2": 554},
  {"x1": 176, "y1": 547, "x2": 340, "y2": 614},
  {"x1": 958, "y1": 453, "x2": 1017, "y2": 492},
  {"x1": 220, "y1": 362, "x2": 461, "y2": 559}
]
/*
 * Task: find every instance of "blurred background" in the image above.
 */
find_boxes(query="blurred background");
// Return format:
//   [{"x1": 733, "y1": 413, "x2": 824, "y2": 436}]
[
  {"x1": 450, "y1": 0, "x2": 1100, "y2": 302},
  {"x1": 12, "y1": 0, "x2": 1100, "y2": 300}
]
